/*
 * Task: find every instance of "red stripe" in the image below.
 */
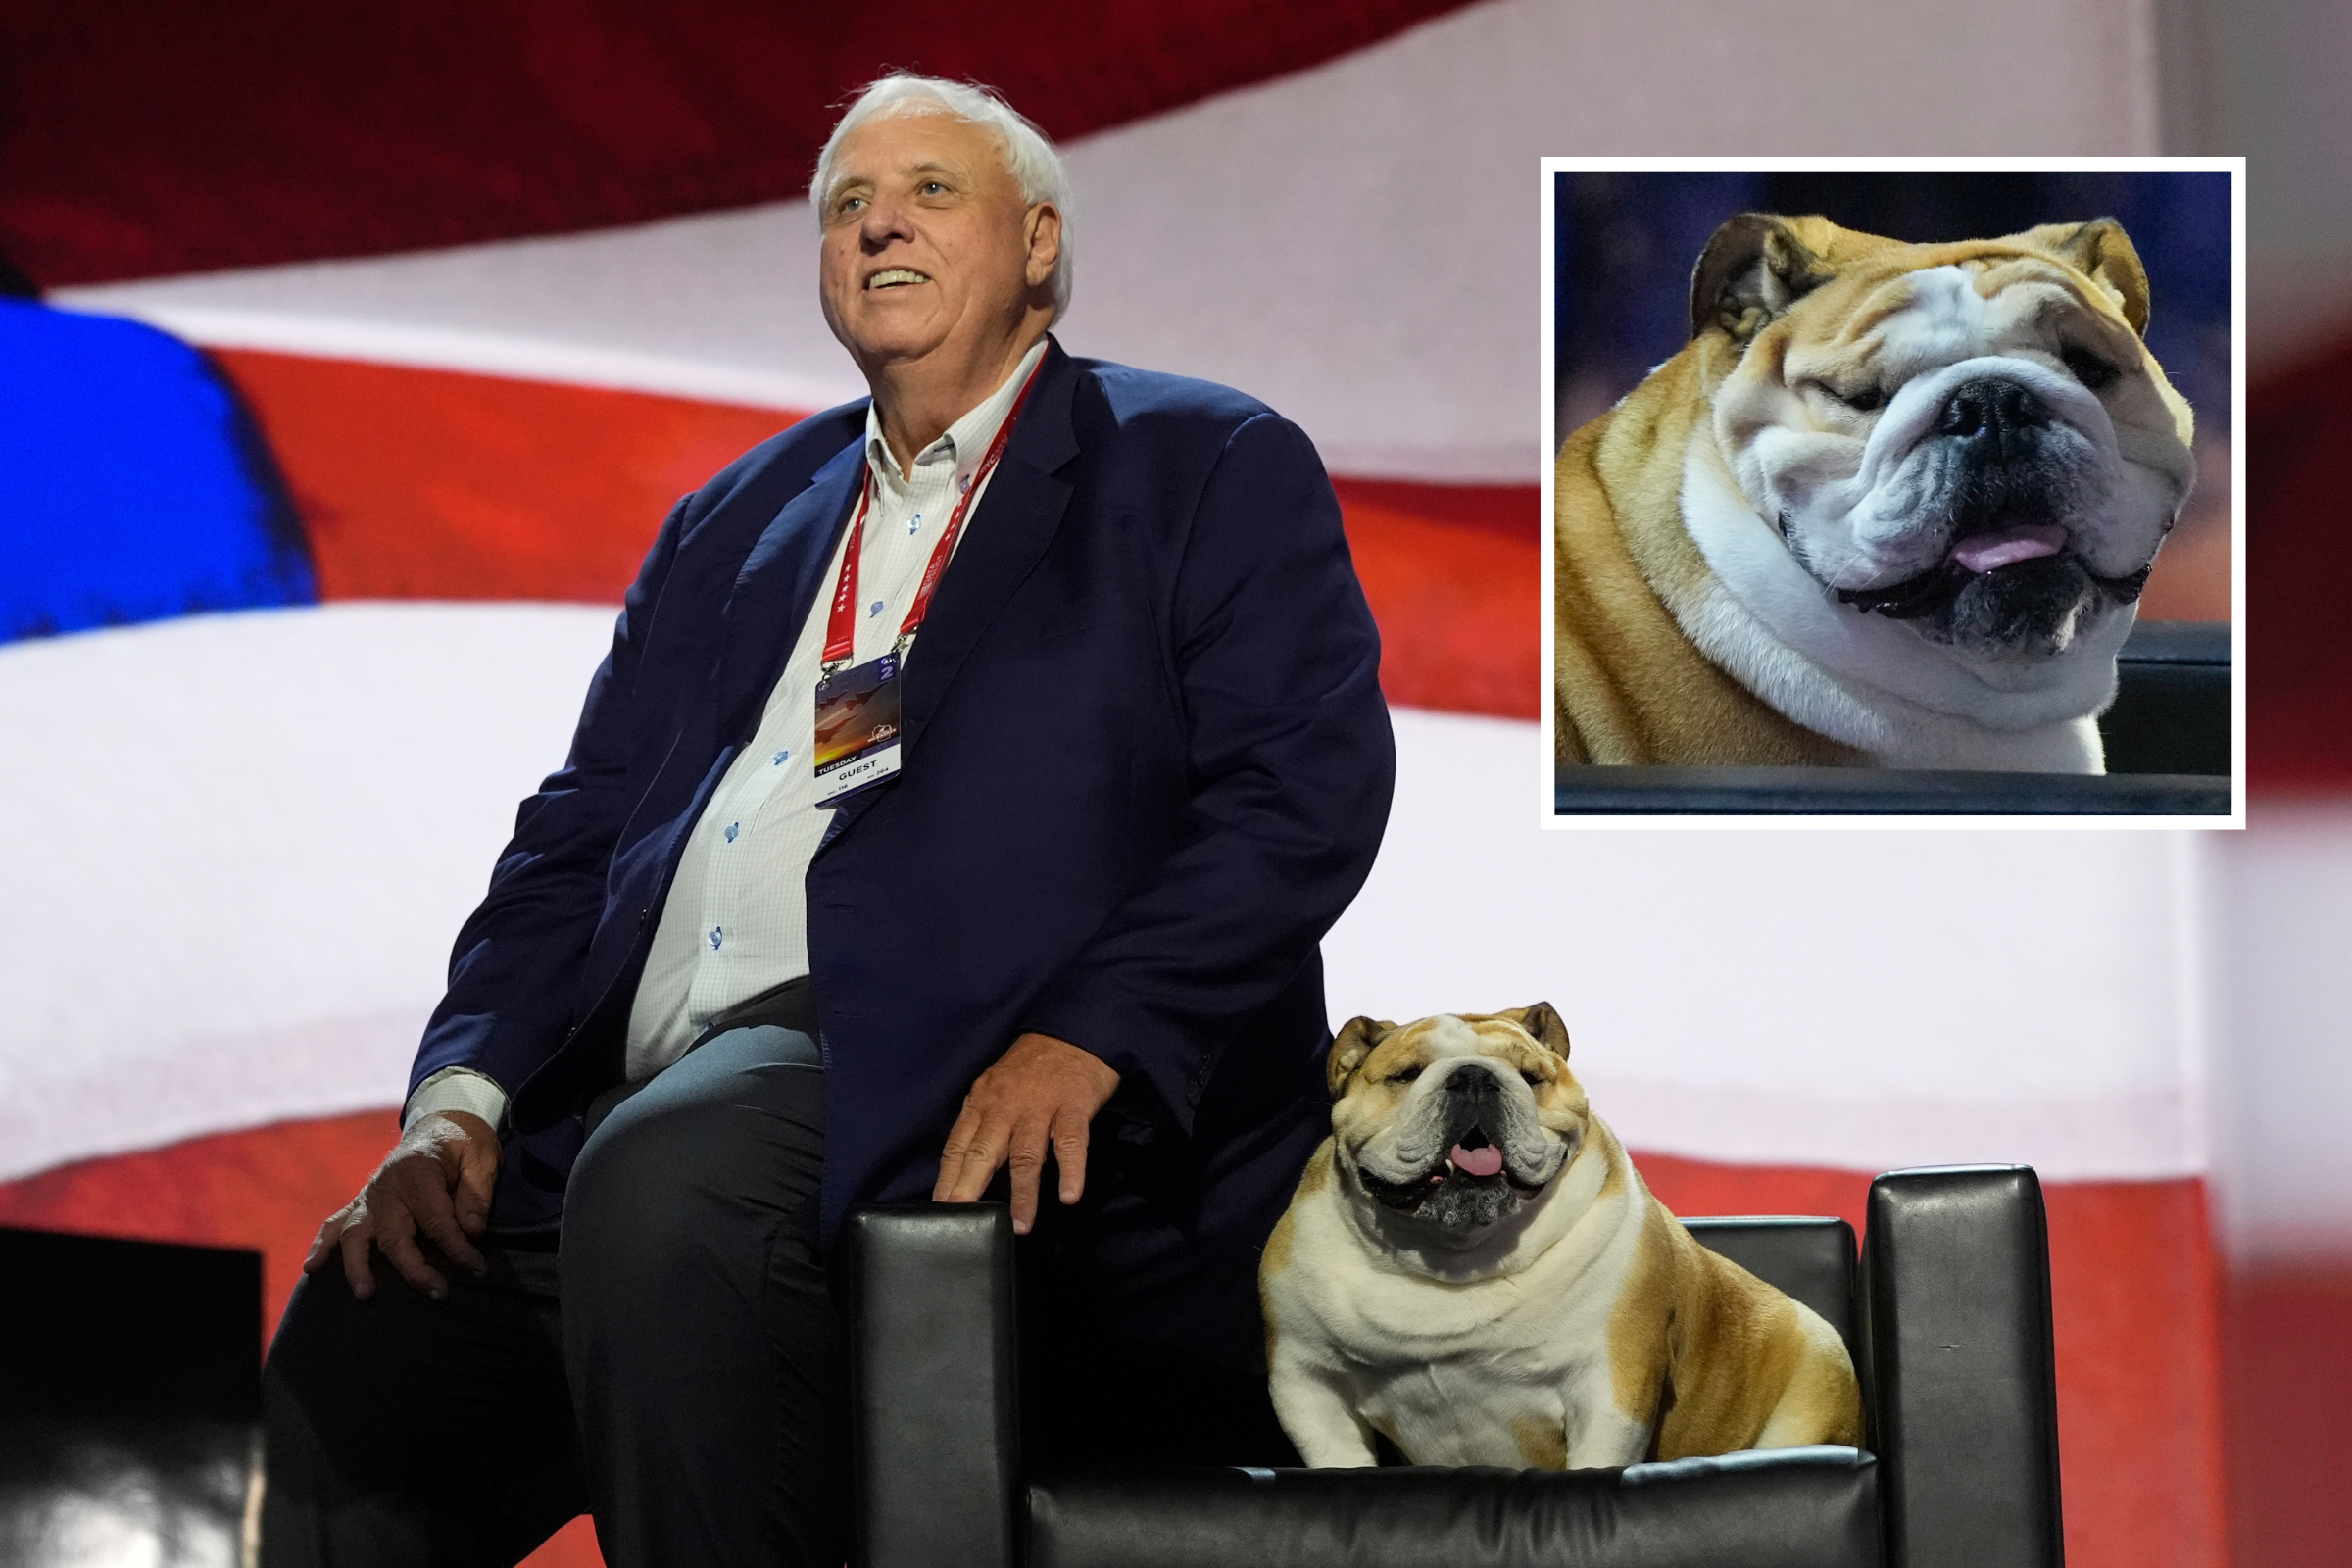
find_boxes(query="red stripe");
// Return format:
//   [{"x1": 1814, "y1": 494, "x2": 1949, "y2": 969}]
[
  {"x1": 215, "y1": 350, "x2": 796, "y2": 603},
  {"x1": 212, "y1": 351, "x2": 1541, "y2": 717},
  {"x1": 0, "y1": 0, "x2": 1485, "y2": 287},
  {"x1": 2226, "y1": 1262, "x2": 2352, "y2": 1568},
  {"x1": 2249, "y1": 340, "x2": 2352, "y2": 789},
  {"x1": 1330, "y1": 479, "x2": 1539, "y2": 718},
  {"x1": 1330, "y1": 477, "x2": 1539, "y2": 539},
  {"x1": 0, "y1": 1118, "x2": 2227, "y2": 1568}
]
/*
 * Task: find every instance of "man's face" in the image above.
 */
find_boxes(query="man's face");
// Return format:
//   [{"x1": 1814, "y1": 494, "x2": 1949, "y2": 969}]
[{"x1": 817, "y1": 110, "x2": 1057, "y2": 372}]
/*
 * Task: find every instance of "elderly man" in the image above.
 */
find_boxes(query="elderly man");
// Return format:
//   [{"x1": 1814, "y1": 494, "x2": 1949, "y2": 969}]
[{"x1": 260, "y1": 74, "x2": 1393, "y2": 1568}]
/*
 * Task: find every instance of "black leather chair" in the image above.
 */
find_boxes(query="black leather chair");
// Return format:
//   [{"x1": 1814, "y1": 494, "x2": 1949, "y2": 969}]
[
  {"x1": 846, "y1": 1165, "x2": 2063, "y2": 1568},
  {"x1": 0, "y1": 1227, "x2": 262, "y2": 1564},
  {"x1": 1553, "y1": 617, "x2": 2230, "y2": 814}
]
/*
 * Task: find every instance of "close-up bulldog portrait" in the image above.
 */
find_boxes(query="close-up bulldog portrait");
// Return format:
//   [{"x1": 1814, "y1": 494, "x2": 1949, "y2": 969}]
[
  {"x1": 1553, "y1": 211, "x2": 2201, "y2": 772},
  {"x1": 1260, "y1": 1004, "x2": 1862, "y2": 1469}
]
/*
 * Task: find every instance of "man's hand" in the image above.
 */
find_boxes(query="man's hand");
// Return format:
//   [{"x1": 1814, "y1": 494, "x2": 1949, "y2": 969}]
[
  {"x1": 302, "y1": 1110, "x2": 501, "y2": 1301},
  {"x1": 934, "y1": 1032, "x2": 1119, "y2": 1234}
]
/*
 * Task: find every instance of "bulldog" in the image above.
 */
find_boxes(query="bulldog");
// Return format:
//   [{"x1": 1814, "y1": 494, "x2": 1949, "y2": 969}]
[
  {"x1": 1553, "y1": 214, "x2": 2198, "y2": 772},
  {"x1": 1259, "y1": 1004, "x2": 1861, "y2": 1469}
]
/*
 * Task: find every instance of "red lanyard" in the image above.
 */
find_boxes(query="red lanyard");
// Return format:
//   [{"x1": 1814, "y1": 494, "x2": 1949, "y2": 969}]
[{"x1": 821, "y1": 358, "x2": 1044, "y2": 671}]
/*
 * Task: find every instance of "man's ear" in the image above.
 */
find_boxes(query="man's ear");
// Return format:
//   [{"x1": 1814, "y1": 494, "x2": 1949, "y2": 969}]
[
  {"x1": 1328, "y1": 1017, "x2": 1393, "y2": 1100},
  {"x1": 1511, "y1": 1002, "x2": 1572, "y2": 1059},
  {"x1": 1024, "y1": 202, "x2": 1063, "y2": 291},
  {"x1": 1690, "y1": 214, "x2": 1836, "y2": 342},
  {"x1": 2017, "y1": 218, "x2": 2151, "y2": 336}
]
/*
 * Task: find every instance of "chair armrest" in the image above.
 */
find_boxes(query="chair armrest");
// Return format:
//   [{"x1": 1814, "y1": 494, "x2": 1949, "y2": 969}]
[
  {"x1": 844, "y1": 1202, "x2": 1022, "y2": 1568},
  {"x1": 2103, "y1": 618, "x2": 2230, "y2": 776},
  {"x1": 1863, "y1": 1167, "x2": 2064, "y2": 1568}
]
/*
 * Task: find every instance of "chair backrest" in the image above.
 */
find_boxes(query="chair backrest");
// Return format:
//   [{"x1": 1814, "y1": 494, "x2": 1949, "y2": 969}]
[
  {"x1": 0, "y1": 1225, "x2": 260, "y2": 1423},
  {"x1": 1683, "y1": 1216, "x2": 1858, "y2": 1358},
  {"x1": 0, "y1": 1226, "x2": 263, "y2": 1567},
  {"x1": 2102, "y1": 618, "x2": 2230, "y2": 775}
]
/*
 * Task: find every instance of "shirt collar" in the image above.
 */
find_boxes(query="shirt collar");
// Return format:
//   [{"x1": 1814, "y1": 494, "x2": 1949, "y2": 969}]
[{"x1": 861, "y1": 336, "x2": 1051, "y2": 491}]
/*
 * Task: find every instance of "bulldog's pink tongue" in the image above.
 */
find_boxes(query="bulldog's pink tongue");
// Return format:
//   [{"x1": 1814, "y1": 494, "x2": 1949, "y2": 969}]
[
  {"x1": 1451, "y1": 1143, "x2": 1504, "y2": 1178},
  {"x1": 1949, "y1": 522, "x2": 2068, "y2": 574}
]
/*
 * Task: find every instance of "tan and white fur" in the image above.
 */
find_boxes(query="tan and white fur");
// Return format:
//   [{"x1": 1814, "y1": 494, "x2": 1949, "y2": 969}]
[
  {"x1": 1260, "y1": 1004, "x2": 1861, "y2": 1469},
  {"x1": 1553, "y1": 214, "x2": 2198, "y2": 772}
]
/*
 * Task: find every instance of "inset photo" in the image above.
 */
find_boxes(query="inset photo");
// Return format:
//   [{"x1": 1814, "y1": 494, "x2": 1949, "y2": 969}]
[{"x1": 1540, "y1": 161, "x2": 2241, "y2": 824}]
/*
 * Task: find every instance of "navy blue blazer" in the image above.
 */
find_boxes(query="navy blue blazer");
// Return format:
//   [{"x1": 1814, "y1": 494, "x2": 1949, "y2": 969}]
[{"x1": 410, "y1": 340, "x2": 1393, "y2": 1357}]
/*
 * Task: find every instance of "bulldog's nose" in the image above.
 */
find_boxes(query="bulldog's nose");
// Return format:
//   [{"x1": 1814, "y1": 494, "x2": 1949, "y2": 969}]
[
  {"x1": 1446, "y1": 1063, "x2": 1505, "y2": 1111},
  {"x1": 1937, "y1": 377, "x2": 2049, "y2": 460}
]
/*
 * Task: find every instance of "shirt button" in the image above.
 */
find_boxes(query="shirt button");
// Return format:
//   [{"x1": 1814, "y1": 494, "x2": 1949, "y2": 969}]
[
  {"x1": 708, "y1": 926, "x2": 724, "y2": 951},
  {"x1": 724, "y1": 821, "x2": 740, "y2": 843},
  {"x1": 773, "y1": 750, "x2": 790, "y2": 766}
]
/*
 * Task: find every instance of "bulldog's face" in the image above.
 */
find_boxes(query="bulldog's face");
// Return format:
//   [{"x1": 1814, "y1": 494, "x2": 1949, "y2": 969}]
[
  {"x1": 1696, "y1": 215, "x2": 2195, "y2": 667},
  {"x1": 1326, "y1": 1004, "x2": 1588, "y2": 1245}
]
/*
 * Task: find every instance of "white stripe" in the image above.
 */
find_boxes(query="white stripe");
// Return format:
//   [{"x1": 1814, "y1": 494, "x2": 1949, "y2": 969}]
[
  {"x1": 1322, "y1": 710, "x2": 2206, "y2": 1181},
  {"x1": 0, "y1": 606, "x2": 2205, "y2": 1184},
  {"x1": 0, "y1": 603, "x2": 614, "y2": 1181},
  {"x1": 2205, "y1": 803, "x2": 2352, "y2": 1258}
]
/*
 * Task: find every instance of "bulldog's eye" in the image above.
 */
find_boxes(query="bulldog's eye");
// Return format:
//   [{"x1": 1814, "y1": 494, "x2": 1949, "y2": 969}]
[
  {"x1": 1834, "y1": 384, "x2": 1886, "y2": 413},
  {"x1": 2060, "y1": 345, "x2": 2121, "y2": 391},
  {"x1": 1392, "y1": 1064, "x2": 1423, "y2": 1083},
  {"x1": 1520, "y1": 1069, "x2": 1544, "y2": 1086}
]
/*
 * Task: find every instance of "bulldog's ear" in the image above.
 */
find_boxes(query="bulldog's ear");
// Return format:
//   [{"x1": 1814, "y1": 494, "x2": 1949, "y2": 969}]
[
  {"x1": 2022, "y1": 218, "x2": 2152, "y2": 337},
  {"x1": 1512, "y1": 1002, "x2": 1573, "y2": 1058},
  {"x1": 1690, "y1": 214, "x2": 1836, "y2": 341},
  {"x1": 1327, "y1": 1016, "x2": 1393, "y2": 1099}
]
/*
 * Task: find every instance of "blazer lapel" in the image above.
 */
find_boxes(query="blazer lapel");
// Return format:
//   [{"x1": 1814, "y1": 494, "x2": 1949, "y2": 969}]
[
  {"x1": 711, "y1": 435, "x2": 867, "y2": 746},
  {"x1": 898, "y1": 342, "x2": 1081, "y2": 753}
]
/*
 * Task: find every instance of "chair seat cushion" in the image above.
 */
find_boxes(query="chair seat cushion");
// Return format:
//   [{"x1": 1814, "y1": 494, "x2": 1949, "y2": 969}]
[{"x1": 1028, "y1": 1446, "x2": 1881, "y2": 1568}]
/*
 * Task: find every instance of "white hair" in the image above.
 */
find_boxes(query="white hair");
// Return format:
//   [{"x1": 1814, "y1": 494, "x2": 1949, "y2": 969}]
[{"x1": 812, "y1": 74, "x2": 1074, "y2": 322}]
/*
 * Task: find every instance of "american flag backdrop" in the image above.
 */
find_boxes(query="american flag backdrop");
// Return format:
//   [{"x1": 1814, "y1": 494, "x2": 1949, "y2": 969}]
[{"x1": 0, "y1": 4, "x2": 2334, "y2": 1566}]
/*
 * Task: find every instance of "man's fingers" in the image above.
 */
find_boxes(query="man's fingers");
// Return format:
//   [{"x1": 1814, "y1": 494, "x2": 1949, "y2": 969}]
[
  {"x1": 391, "y1": 1153, "x2": 487, "y2": 1275},
  {"x1": 937, "y1": 1033, "x2": 1119, "y2": 1223},
  {"x1": 933, "y1": 1105, "x2": 988, "y2": 1200},
  {"x1": 942, "y1": 1124, "x2": 1007, "y2": 1204},
  {"x1": 337, "y1": 1213, "x2": 379, "y2": 1300},
  {"x1": 307, "y1": 1116, "x2": 502, "y2": 1300},
  {"x1": 1052, "y1": 1111, "x2": 1091, "y2": 1206},
  {"x1": 1003, "y1": 1117, "x2": 1050, "y2": 1234},
  {"x1": 439, "y1": 1113, "x2": 502, "y2": 1238},
  {"x1": 453, "y1": 1158, "x2": 496, "y2": 1237},
  {"x1": 411, "y1": 1187, "x2": 488, "y2": 1277},
  {"x1": 303, "y1": 1210, "x2": 349, "y2": 1275},
  {"x1": 374, "y1": 1209, "x2": 450, "y2": 1300}
]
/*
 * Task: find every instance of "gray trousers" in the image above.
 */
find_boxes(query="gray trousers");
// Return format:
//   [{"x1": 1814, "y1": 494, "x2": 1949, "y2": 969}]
[{"x1": 262, "y1": 1024, "x2": 846, "y2": 1568}]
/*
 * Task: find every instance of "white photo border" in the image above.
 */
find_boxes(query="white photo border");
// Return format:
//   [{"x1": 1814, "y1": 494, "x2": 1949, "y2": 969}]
[{"x1": 1535, "y1": 155, "x2": 2247, "y2": 832}]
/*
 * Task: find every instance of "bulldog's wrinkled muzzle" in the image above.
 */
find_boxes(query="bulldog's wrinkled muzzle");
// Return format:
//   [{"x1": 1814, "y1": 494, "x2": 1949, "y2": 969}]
[{"x1": 1356, "y1": 1061, "x2": 1560, "y2": 1233}]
